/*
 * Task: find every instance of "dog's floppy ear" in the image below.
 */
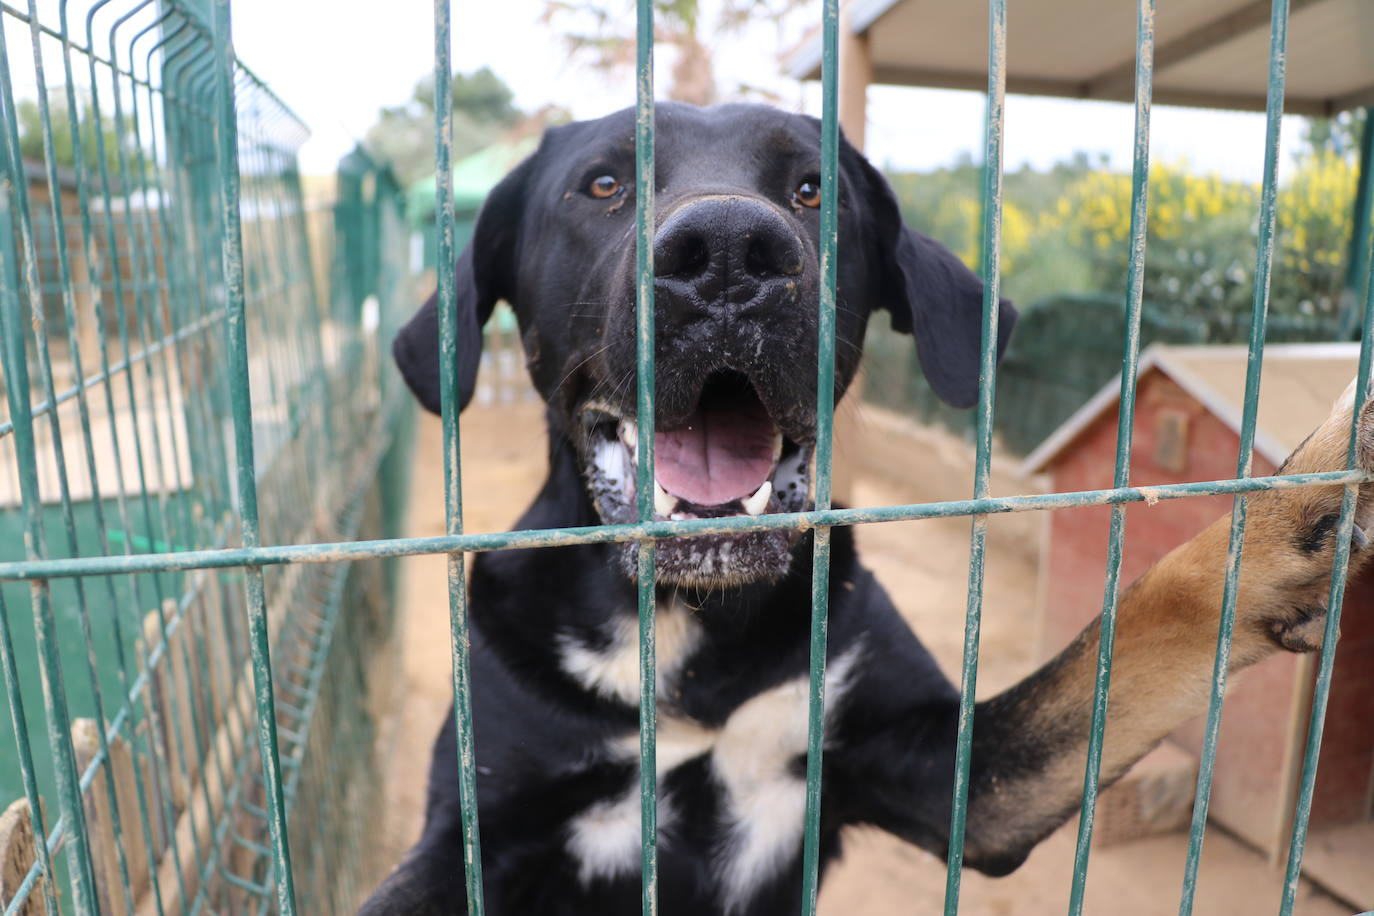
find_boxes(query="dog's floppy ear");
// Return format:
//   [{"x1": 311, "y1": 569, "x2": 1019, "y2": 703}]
[
  {"x1": 849, "y1": 144, "x2": 1017, "y2": 409},
  {"x1": 393, "y1": 155, "x2": 532, "y2": 415}
]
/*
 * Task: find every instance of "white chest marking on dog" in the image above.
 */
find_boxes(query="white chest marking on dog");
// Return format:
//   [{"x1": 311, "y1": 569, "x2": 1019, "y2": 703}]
[
  {"x1": 564, "y1": 642, "x2": 864, "y2": 910},
  {"x1": 557, "y1": 598, "x2": 703, "y2": 705},
  {"x1": 711, "y1": 647, "x2": 861, "y2": 913},
  {"x1": 567, "y1": 785, "x2": 676, "y2": 885}
]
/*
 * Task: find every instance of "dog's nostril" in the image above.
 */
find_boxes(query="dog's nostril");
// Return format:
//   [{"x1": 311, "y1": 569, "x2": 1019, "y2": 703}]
[
  {"x1": 745, "y1": 233, "x2": 802, "y2": 279},
  {"x1": 657, "y1": 231, "x2": 710, "y2": 279},
  {"x1": 745, "y1": 236, "x2": 773, "y2": 277}
]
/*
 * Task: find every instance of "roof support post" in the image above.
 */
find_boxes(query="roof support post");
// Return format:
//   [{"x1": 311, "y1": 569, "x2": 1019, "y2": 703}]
[
  {"x1": 830, "y1": 1, "x2": 873, "y2": 507},
  {"x1": 1339, "y1": 108, "x2": 1374, "y2": 338},
  {"x1": 839, "y1": 2, "x2": 872, "y2": 151}
]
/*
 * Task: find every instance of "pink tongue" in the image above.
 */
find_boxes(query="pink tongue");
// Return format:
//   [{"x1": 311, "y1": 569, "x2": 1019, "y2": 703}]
[{"x1": 654, "y1": 401, "x2": 777, "y2": 506}]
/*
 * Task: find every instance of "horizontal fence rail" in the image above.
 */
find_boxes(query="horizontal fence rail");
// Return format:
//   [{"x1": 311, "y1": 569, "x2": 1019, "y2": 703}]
[
  {"x1": 0, "y1": 470, "x2": 1370, "y2": 581},
  {"x1": 1, "y1": 0, "x2": 1370, "y2": 913}
]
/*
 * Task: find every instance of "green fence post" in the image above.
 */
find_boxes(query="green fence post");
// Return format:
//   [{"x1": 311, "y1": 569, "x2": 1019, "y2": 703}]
[
  {"x1": 1065, "y1": 2, "x2": 1155, "y2": 910},
  {"x1": 211, "y1": 0, "x2": 299, "y2": 911},
  {"x1": 632, "y1": 2, "x2": 659, "y2": 914},
  {"x1": 943, "y1": 0, "x2": 1007, "y2": 912},
  {"x1": 433, "y1": 2, "x2": 487, "y2": 912},
  {"x1": 1177, "y1": 2, "x2": 1290, "y2": 913},
  {"x1": 799, "y1": 1, "x2": 839, "y2": 913}
]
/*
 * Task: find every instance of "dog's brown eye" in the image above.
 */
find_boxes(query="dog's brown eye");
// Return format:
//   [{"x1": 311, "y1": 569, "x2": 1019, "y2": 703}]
[
  {"x1": 794, "y1": 180, "x2": 821, "y2": 209},
  {"x1": 589, "y1": 175, "x2": 623, "y2": 199}
]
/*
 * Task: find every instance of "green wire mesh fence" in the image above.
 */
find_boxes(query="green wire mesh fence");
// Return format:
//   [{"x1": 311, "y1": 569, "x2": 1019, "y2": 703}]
[
  {"x1": 0, "y1": 0, "x2": 414, "y2": 911},
  {"x1": 0, "y1": 0, "x2": 1370, "y2": 914}
]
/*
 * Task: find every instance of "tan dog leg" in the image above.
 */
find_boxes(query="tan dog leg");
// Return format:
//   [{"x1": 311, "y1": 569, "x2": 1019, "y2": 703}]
[{"x1": 961, "y1": 380, "x2": 1374, "y2": 871}]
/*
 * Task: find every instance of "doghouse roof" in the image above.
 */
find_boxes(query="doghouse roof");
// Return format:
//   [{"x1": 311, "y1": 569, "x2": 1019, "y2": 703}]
[
  {"x1": 787, "y1": 0, "x2": 1374, "y2": 117},
  {"x1": 1020, "y1": 342, "x2": 1365, "y2": 475}
]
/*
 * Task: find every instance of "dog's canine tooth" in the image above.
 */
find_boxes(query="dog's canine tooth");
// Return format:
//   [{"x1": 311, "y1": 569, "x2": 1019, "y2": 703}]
[
  {"x1": 618, "y1": 420, "x2": 639, "y2": 460},
  {"x1": 771, "y1": 432, "x2": 783, "y2": 463},
  {"x1": 655, "y1": 482, "x2": 676, "y2": 517},
  {"x1": 741, "y1": 480, "x2": 772, "y2": 516}
]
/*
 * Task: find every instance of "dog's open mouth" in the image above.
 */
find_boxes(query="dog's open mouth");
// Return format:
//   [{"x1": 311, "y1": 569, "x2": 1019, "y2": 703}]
[{"x1": 577, "y1": 371, "x2": 812, "y2": 585}]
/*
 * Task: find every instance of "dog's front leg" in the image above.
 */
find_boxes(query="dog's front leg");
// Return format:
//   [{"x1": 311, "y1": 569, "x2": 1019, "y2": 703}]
[{"x1": 950, "y1": 380, "x2": 1374, "y2": 874}]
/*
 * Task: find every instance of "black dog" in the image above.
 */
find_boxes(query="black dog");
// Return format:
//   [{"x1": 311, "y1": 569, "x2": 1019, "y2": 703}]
[{"x1": 361, "y1": 102, "x2": 1374, "y2": 915}]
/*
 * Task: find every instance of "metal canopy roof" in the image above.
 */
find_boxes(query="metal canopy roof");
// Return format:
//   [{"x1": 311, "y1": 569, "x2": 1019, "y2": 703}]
[{"x1": 787, "y1": 0, "x2": 1374, "y2": 117}]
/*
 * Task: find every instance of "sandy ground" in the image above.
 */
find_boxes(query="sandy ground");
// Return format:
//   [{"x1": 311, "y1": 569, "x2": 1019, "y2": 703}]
[{"x1": 375, "y1": 403, "x2": 1352, "y2": 915}]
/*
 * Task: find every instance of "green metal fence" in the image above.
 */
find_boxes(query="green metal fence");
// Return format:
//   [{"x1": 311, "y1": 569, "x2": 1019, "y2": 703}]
[
  {"x1": 0, "y1": 1, "x2": 1371, "y2": 915},
  {"x1": 0, "y1": 0, "x2": 413, "y2": 911}
]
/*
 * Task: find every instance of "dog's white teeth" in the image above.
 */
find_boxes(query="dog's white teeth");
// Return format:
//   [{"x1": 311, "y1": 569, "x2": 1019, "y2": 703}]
[
  {"x1": 654, "y1": 482, "x2": 676, "y2": 517},
  {"x1": 669, "y1": 512, "x2": 686, "y2": 521},
  {"x1": 741, "y1": 480, "x2": 772, "y2": 516},
  {"x1": 772, "y1": 432, "x2": 784, "y2": 463},
  {"x1": 618, "y1": 421, "x2": 638, "y2": 458}
]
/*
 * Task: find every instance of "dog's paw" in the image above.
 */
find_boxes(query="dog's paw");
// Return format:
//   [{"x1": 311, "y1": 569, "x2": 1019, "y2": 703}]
[
  {"x1": 1241, "y1": 377, "x2": 1374, "y2": 652},
  {"x1": 1265, "y1": 604, "x2": 1329, "y2": 653},
  {"x1": 1280, "y1": 376, "x2": 1374, "y2": 477}
]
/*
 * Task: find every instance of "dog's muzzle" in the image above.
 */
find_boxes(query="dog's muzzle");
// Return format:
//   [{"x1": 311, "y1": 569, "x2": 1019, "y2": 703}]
[
  {"x1": 577, "y1": 370, "x2": 814, "y2": 588},
  {"x1": 572, "y1": 194, "x2": 821, "y2": 587}
]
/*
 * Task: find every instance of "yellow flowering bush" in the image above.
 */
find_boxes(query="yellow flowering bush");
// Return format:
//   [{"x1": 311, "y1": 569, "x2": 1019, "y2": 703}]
[
  {"x1": 890, "y1": 143, "x2": 1359, "y2": 338},
  {"x1": 1275, "y1": 152, "x2": 1357, "y2": 311},
  {"x1": 875, "y1": 114, "x2": 1365, "y2": 452}
]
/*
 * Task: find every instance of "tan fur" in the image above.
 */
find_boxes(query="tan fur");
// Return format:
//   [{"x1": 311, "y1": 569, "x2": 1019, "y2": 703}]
[{"x1": 966, "y1": 384, "x2": 1374, "y2": 860}]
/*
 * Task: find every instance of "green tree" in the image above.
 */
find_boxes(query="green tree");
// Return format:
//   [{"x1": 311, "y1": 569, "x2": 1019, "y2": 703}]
[
  {"x1": 884, "y1": 145, "x2": 1359, "y2": 337},
  {"x1": 16, "y1": 94, "x2": 144, "y2": 186},
  {"x1": 364, "y1": 67, "x2": 551, "y2": 186},
  {"x1": 1303, "y1": 108, "x2": 1367, "y2": 158}
]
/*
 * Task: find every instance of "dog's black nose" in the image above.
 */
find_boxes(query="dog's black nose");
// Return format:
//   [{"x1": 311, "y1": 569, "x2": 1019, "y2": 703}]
[{"x1": 654, "y1": 196, "x2": 804, "y2": 307}]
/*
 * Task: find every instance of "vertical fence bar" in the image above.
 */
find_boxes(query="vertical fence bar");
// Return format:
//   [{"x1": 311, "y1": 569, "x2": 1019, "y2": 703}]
[
  {"x1": 0, "y1": 16, "x2": 104, "y2": 911},
  {"x1": 110, "y1": 14, "x2": 218, "y2": 895},
  {"x1": 1277, "y1": 218, "x2": 1374, "y2": 915},
  {"x1": 632, "y1": 1, "x2": 659, "y2": 913},
  {"x1": 798, "y1": 0, "x2": 839, "y2": 912},
  {"x1": 0, "y1": 589, "x2": 60, "y2": 914},
  {"x1": 142, "y1": 19, "x2": 244, "y2": 866},
  {"x1": 211, "y1": 0, "x2": 299, "y2": 911},
  {"x1": 23, "y1": 2, "x2": 145, "y2": 910},
  {"x1": 85, "y1": 7, "x2": 193, "y2": 905},
  {"x1": 1065, "y1": 1, "x2": 1154, "y2": 910},
  {"x1": 433, "y1": 2, "x2": 486, "y2": 911},
  {"x1": 86, "y1": 7, "x2": 199, "y2": 901},
  {"x1": 943, "y1": 0, "x2": 1006, "y2": 912},
  {"x1": 57, "y1": 7, "x2": 173, "y2": 908},
  {"x1": 1176, "y1": 2, "x2": 1289, "y2": 913}
]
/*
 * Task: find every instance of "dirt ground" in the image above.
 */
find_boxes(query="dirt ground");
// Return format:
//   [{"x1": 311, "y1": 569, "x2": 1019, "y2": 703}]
[{"x1": 375, "y1": 403, "x2": 1353, "y2": 915}]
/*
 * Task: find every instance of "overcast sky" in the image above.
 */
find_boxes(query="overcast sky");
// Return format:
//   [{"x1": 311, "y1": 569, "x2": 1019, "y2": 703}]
[{"x1": 231, "y1": 0, "x2": 1310, "y2": 181}]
